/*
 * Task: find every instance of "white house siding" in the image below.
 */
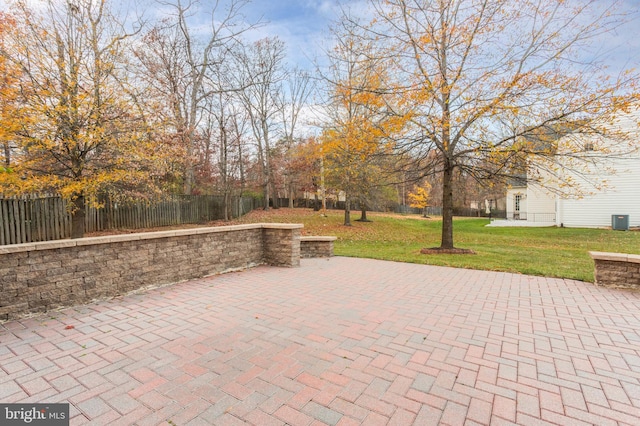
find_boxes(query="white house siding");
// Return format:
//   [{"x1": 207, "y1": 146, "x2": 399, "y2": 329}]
[
  {"x1": 499, "y1": 110, "x2": 640, "y2": 228},
  {"x1": 558, "y1": 157, "x2": 640, "y2": 228},
  {"x1": 525, "y1": 184, "x2": 557, "y2": 222},
  {"x1": 506, "y1": 187, "x2": 527, "y2": 219}
]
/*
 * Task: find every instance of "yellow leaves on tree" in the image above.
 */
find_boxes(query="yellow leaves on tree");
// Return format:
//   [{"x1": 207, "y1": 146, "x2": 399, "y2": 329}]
[
  {"x1": 0, "y1": 12, "x2": 23, "y2": 170},
  {"x1": 408, "y1": 183, "x2": 431, "y2": 210},
  {"x1": 346, "y1": 0, "x2": 640, "y2": 249},
  {"x1": 324, "y1": 32, "x2": 407, "y2": 181},
  {"x1": 321, "y1": 20, "x2": 414, "y2": 224},
  {"x1": 0, "y1": 1, "x2": 174, "y2": 237},
  {"x1": 408, "y1": 182, "x2": 431, "y2": 216}
]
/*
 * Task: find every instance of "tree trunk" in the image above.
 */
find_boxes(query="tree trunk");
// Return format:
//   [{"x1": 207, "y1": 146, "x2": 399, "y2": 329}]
[
  {"x1": 344, "y1": 193, "x2": 352, "y2": 226},
  {"x1": 237, "y1": 127, "x2": 246, "y2": 216},
  {"x1": 263, "y1": 177, "x2": 270, "y2": 210},
  {"x1": 2, "y1": 143, "x2": 10, "y2": 166},
  {"x1": 357, "y1": 205, "x2": 371, "y2": 222},
  {"x1": 271, "y1": 179, "x2": 279, "y2": 209},
  {"x1": 223, "y1": 191, "x2": 231, "y2": 221},
  {"x1": 183, "y1": 135, "x2": 195, "y2": 195},
  {"x1": 288, "y1": 180, "x2": 294, "y2": 208},
  {"x1": 71, "y1": 195, "x2": 85, "y2": 239},
  {"x1": 440, "y1": 164, "x2": 455, "y2": 249},
  {"x1": 320, "y1": 157, "x2": 326, "y2": 212}
]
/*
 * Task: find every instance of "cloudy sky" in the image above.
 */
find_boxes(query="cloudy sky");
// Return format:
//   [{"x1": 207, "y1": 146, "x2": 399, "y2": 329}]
[
  {"x1": 239, "y1": 0, "x2": 345, "y2": 70},
  {"x1": 5, "y1": 0, "x2": 640, "y2": 75},
  {"x1": 239, "y1": 0, "x2": 640, "y2": 75}
]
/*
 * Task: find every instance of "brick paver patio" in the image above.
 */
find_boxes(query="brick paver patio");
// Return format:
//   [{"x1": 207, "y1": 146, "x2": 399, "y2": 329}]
[{"x1": 2, "y1": 257, "x2": 640, "y2": 425}]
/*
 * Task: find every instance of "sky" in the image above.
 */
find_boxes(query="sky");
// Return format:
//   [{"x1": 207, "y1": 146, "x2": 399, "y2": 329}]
[
  {"x1": 234, "y1": 0, "x2": 346, "y2": 71},
  {"x1": 6, "y1": 0, "x2": 639, "y2": 74},
  {"x1": 239, "y1": 0, "x2": 640, "y2": 135},
  {"x1": 237, "y1": 0, "x2": 640, "y2": 76}
]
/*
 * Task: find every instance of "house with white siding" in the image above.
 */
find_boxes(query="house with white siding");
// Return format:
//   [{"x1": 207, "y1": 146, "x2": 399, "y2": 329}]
[{"x1": 502, "y1": 110, "x2": 640, "y2": 229}]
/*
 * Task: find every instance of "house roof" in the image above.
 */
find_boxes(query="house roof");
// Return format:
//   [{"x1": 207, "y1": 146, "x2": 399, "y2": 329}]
[
  {"x1": 506, "y1": 173, "x2": 527, "y2": 188},
  {"x1": 520, "y1": 121, "x2": 582, "y2": 154}
]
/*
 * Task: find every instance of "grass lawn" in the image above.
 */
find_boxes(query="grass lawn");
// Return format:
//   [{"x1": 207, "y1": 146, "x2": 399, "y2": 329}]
[{"x1": 231, "y1": 208, "x2": 640, "y2": 282}]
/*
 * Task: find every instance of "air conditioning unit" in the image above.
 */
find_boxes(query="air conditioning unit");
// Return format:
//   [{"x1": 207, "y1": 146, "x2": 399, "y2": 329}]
[{"x1": 612, "y1": 215, "x2": 629, "y2": 231}]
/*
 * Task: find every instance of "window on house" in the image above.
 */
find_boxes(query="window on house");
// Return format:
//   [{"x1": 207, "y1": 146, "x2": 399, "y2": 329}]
[
  {"x1": 584, "y1": 142, "x2": 594, "y2": 151},
  {"x1": 515, "y1": 194, "x2": 521, "y2": 212}
]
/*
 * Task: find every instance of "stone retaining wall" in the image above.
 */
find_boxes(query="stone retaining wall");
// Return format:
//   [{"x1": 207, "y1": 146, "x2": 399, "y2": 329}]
[
  {"x1": 0, "y1": 223, "x2": 302, "y2": 321},
  {"x1": 301, "y1": 236, "x2": 337, "y2": 258},
  {"x1": 590, "y1": 251, "x2": 640, "y2": 289}
]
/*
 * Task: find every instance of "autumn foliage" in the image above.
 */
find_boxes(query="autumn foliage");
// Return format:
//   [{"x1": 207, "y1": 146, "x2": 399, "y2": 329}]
[
  {"x1": 1, "y1": 0, "x2": 639, "y2": 248},
  {"x1": 408, "y1": 183, "x2": 432, "y2": 216},
  {"x1": 338, "y1": 0, "x2": 640, "y2": 248},
  {"x1": 0, "y1": 2, "x2": 177, "y2": 237},
  {"x1": 321, "y1": 27, "x2": 410, "y2": 225}
]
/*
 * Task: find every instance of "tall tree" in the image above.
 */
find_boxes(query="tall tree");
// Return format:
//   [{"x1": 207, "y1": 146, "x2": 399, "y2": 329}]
[
  {"x1": 0, "y1": 12, "x2": 21, "y2": 170},
  {"x1": 134, "y1": 0, "x2": 253, "y2": 195},
  {"x1": 322, "y1": 22, "x2": 408, "y2": 225},
  {"x1": 344, "y1": 0, "x2": 639, "y2": 249},
  {"x1": 289, "y1": 136, "x2": 323, "y2": 208},
  {"x1": 279, "y1": 69, "x2": 313, "y2": 208},
  {"x1": 0, "y1": 0, "x2": 161, "y2": 238},
  {"x1": 204, "y1": 89, "x2": 248, "y2": 219},
  {"x1": 237, "y1": 37, "x2": 287, "y2": 209}
]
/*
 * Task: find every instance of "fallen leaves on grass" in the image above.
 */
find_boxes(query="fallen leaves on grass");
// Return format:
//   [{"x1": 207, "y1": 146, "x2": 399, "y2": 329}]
[{"x1": 420, "y1": 247, "x2": 476, "y2": 255}]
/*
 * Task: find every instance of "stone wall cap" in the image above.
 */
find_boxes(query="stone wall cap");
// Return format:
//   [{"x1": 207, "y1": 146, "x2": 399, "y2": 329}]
[
  {"x1": 301, "y1": 236, "x2": 337, "y2": 241},
  {"x1": 259, "y1": 223, "x2": 304, "y2": 229},
  {"x1": 171, "y1": 228, "x2": 201, "y2": 237},
  {"x1": 76, "y1": 236, "x2": 118, "y2": 246},
  {"x1": 627, "y1": 254, "x2": 640, "y2": 264},
  {"x1": 139, "y1": 230, "x2": 176, "y2": 240},
  {"x1": 0, "y1": 243, "x2": 37, "y2": 254},
  {"x1": 35, "y1": 240, "x2": 77, "y2": 250},
  {"x1": 0, "y1": 222, "x2": 305, "y2": 252},
  {"x1": 109, "y1": 234, "x2": 144, "y2": 243},
  {"x1": 589, "y1": 251, "x2": 633, "y2": 262},
  {"x1": 195, "y1": 224, "x2": 263, "y2": 234}
]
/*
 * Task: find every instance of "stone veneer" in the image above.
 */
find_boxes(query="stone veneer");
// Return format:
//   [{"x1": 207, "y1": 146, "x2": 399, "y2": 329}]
[
  {"x1": 0, "y1": 223, "x2": 302, "y2": 321},
  {"x1": 590, "y1": 251, "x2": 640, "y2": 289},
  {"x1": 300, "y1": 236, "x2": 337, "y2": 258}
]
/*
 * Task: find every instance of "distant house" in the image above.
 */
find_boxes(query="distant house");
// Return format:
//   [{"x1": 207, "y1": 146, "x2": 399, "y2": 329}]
[{"x1": 503, "y1": 110, "x2": 640, "y2": 228}]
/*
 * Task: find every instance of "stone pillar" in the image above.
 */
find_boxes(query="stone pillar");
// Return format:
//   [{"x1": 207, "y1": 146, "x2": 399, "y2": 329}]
[
  {"x1": 590, "y1": 251, "x2": 640, "y2": 289},
  {"x1": 262, "y1": 224, "x2": 303, "y2": 267},
  {"x1": 300, "y1": 236, "x2": 337, "y2": 258}
]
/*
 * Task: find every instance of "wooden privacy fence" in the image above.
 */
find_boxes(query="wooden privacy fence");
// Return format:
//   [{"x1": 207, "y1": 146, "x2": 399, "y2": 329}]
[
  {"x1": 0, "y1": 195, "x2": 260, "y2": 245},
  {"x1": 0, "y1": 196, "x2": 70, "y2": 245}
]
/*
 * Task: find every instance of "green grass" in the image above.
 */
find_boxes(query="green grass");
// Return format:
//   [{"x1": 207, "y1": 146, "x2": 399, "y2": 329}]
[{"x1": 234, "y1": 208, "x2": 640, "y2": 282}]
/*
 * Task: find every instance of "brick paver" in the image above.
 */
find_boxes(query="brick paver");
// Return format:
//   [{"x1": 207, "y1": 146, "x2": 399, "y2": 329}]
[{"x1": 2, "y1": 257, "x2": 640, "y2": 425}]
